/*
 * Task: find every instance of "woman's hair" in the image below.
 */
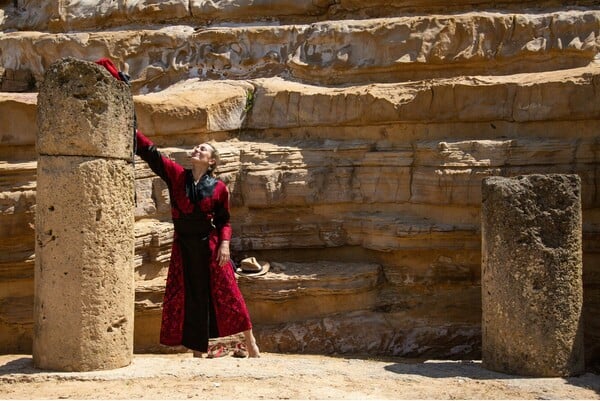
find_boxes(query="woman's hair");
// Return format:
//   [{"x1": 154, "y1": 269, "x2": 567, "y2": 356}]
[{"x1": 206, "y1": 141, "x2": 221, "y2": 177}]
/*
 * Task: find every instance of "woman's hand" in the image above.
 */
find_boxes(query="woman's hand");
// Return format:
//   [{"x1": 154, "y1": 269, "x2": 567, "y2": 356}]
[{"x1": 217, "y1": 240, "x2": 230, "y2": 267}]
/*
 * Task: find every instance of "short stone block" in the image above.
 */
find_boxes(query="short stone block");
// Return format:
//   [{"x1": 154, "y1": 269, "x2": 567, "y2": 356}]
[{"x1": 481, "y1": 174, "x2": 584, "y2": 377}]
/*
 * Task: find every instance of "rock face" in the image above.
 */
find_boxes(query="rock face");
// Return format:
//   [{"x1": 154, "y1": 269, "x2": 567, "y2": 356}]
[
  {"x1": 481, "y1": 174, "x2": 584, "y2": 377},
  {"x1": 33, "y1": 58, "x2": 135, "y2": 371},
  {"x1": 0, "y1": 1, "x2": 599, "y2": 369}
]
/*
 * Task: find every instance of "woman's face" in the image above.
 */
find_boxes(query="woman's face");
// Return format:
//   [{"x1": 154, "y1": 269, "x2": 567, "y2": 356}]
[{"x1": 191, "y1": 143, "x2": 216, "y2": 167}]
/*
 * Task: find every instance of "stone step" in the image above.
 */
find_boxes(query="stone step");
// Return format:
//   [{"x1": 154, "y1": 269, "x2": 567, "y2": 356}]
[
  {"x1": 131, "y1": 212, "x2": 481, "y2": 262},
  {"x1": 3, "y1": 66, "x2": 600, "y2": 148},
  {"x1": 255, "y1": 309, "x2": 481, "y2": 358},
  {"x1": 134, "y1": 260, "x2": 382, "y2": 324},
  {"x1": 134, "y1": 277, "x2": 167, "y2": 313},
  {"x1": 132, "y1": 260, "x2": 381, "y2": 353},
  {"x1": 3, "y1": 136, "x2": 597, "y2": 211},
  {"x1": 131, "y1": 268, "x2": 483, "y2": 356},
  {"x1": 245, "y1": 68, "x2": 600, "y2": 130},
  {"x1": 1, "y1": 0, "x2": 595, "y2": 36},
  {"x1": 132, "y1": 208, "x2": 598, "y2": 254},
  {"x1": 0, "y1": 160, "x2": 36, "y2": 190},
  {"x1": 91, "y1": 66, "x2": 600, "y2": 135},
  {"x1": 233, "y1": 212, "x2": 480, "y2": 251},
  {"x1": 235, "y1": 208, "x2": 600, "y2": 252},
  {"x1": 1, "y1": 10, "x2": 599, "y2": 91},
  {"x1": 249, "y1": 282, "x2": 482, "y2": 357},
  {"x1": 134, "y1": 220, "x2": 174, "y2": 261},
  {"x1": 0, "y1": 95, "x2": 37, "y2": 159},
  {"x1": 0, "y1": 162, "x2": 35, "y2": 267},
  {"x1": 1, "y1": 144, "x2": 598, "y2": 258},
  {"x1": 228, "y1": 138, "x2": 599, "y2": 208}
]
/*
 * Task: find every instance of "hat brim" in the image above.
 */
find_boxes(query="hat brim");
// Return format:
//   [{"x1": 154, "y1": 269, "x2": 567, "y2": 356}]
[{"x1": 236, "y1": 261, "x2": 270, "y2": 277}]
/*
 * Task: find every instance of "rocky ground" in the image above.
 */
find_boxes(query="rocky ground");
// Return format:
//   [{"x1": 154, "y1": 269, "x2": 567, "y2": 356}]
[{"x1": 0, "y1": 352, "x2": 599, "y2": 400}]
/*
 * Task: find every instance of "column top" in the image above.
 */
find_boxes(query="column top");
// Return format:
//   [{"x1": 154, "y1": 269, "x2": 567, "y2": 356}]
[{"x1": 37, "y1": 57, "x2": 134, "y2": 160}]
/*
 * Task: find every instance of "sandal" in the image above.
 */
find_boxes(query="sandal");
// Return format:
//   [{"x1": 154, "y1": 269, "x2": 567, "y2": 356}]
[
  {"x1": 207, "y1": 343, "x2": 228, "y2": 358},
  {"x1": 232, "y1": 343, "x2": 249, "y2": 358}
]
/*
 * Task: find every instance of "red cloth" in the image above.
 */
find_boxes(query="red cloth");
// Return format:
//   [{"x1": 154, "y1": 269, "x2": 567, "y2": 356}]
[{"x1": 95, "y1": 58, "x2": 121, "y2": 81}]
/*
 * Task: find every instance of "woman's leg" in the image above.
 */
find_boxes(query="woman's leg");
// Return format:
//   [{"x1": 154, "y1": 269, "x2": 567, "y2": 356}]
[{"x1": 243, "y1": 329, "x2": 260, "y2": 357}]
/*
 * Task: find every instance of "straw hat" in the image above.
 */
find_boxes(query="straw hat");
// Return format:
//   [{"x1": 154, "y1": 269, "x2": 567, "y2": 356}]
[{"x1": 236, "y1": 257, "x2": 270, "y2": 277}]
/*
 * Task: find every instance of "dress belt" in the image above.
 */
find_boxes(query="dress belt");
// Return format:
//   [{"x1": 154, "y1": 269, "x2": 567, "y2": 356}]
[{"x1": 173, "y1": 218, "x2": 213, "y2": 238}]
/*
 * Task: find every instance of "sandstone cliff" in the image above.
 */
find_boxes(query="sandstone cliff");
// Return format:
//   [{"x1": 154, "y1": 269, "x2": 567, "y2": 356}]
[{"x1": 1, "y1": 0, "x2": 598, "y2": 368}]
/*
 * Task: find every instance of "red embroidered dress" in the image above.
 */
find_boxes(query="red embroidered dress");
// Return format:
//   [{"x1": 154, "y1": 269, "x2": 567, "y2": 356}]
[{"x1": 136, "y1": 130, "x2": 252, "y2": 352}]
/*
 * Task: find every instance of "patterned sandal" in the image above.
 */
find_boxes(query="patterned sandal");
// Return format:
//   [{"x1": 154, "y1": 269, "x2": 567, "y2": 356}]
[
  {"x1": 207, "y1": 343, "x2": 228, "y2": 358},
  {"x1": 232, "y1": 343, "x2": 249, "y2": 358}
]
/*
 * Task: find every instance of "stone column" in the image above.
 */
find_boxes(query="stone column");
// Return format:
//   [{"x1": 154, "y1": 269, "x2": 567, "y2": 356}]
[
  {"x1": 481, "y1": 174, "x2": 584, "y2": 377},
  {"x1": 34, "y1": 57, "x2": 135, "y2": 371}
]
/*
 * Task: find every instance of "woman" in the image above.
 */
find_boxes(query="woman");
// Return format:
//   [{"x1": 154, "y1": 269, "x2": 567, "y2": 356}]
[{"x1": 136, "y1": 129, "x2": 260, "y2": 358}]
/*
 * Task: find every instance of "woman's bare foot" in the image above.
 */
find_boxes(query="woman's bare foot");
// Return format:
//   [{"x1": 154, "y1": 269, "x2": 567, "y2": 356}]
[
  {"x1": 247, "y1": 342, "x2": 260, "y2": 358},
  {"x1": 192, "y1": 350, "x2": 203, "y2": 358},
  {"x1": 243, "y1": 329, "x2": 261, "y2": 358}
]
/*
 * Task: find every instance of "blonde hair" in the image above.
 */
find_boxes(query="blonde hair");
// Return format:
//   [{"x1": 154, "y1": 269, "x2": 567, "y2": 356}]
[{"x1": 206, "y1": 141, "x2": 221, "y2": 177}]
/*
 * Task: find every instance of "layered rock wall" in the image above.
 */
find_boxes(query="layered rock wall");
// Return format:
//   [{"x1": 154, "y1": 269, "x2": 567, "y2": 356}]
[{"x1": 1, "y1": 0, "x2": 599, "y2": 368}]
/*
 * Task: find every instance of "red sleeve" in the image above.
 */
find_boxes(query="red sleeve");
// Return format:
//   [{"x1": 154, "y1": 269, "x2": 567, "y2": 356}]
[{"x1": 216, "y1": 181, "x2": 232, "y2": 241}]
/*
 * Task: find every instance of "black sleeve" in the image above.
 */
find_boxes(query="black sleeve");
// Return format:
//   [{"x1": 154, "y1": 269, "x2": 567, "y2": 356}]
[{"x1": 135, "y1": 130, "x2": 168, "y2": 182}]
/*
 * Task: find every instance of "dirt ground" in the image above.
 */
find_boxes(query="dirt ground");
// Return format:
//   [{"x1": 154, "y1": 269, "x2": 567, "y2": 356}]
[{"x1": 1, "y1": 352, "x2": 599, "y2": 400}]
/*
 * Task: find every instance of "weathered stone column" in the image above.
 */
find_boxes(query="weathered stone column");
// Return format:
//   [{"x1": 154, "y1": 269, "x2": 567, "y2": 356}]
[
  {"x1": 481, "y1": 174, "x2": 584, "y2": 377},
  {"x1": 34, "y1": 57, "x2": 135, "y2": 371}
]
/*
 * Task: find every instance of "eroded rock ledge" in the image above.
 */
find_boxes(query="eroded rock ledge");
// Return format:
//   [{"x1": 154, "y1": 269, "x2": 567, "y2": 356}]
[{"x1": 2, "y1": 10, "x2": 600, "y2": 91}]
